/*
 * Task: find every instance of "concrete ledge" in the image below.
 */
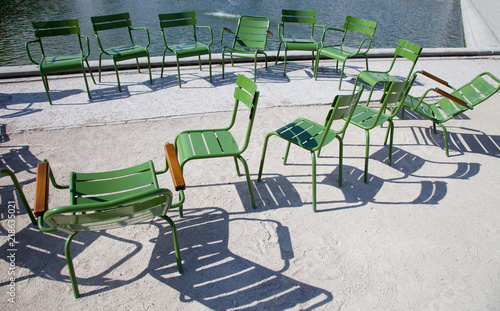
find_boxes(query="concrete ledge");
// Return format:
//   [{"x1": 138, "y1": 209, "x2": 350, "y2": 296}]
[{"x1": 1, "y1": 47, "x2": 500, "y2": 80}]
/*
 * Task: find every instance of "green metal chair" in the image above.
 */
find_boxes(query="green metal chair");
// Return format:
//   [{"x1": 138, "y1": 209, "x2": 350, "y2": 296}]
[
  {"x1": 221, "y1": 15, "x2": 271, "y2": 82},
  {"x1": 401, "y1": 71, "x2": 500, "y2": 156},
  {"x1": 1, "y1": 143, "x2": 185, "y2": 299},
  {"x1": 174, "y1": 74, "x2": 259, "y2": 212},
  {"x1": 158, "y1": 11, "x2": 213, "y2": 87},
  {"x1": 258, "y1": 85, "x2": 364, "y2": 212},
  {"x1": 354, "y1": 39, "x2": 422, "y2": 105},
  {"x1": 26, "y1": 18, "x2": 95, "y2": 105},
  {"x1": 348, "y1": 77, "x2": 415, "y2": 183},
  {"x1": 314, "y1": 16, "x2": 378, "y2": 89},
  {"x1": 91, "y1": 12, "x2": 152, "y2": 92},
  {"x1": 276, "y1": 9, "x2": 325, "y2": 76}
]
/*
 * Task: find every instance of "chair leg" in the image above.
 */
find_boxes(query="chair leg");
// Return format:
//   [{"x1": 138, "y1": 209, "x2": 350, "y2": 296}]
[
  {"x1": 386, "y1": 120, "x2": 395, "y2": 165},
  {"x1": 197, "y1": 55, "x2": 202, "y2": 71},
  {"x1": 313, "y1": 51, "x2": 320, "y2": 80},
  {"x1": 364, "y1": 130, "x2": 371, "y2": 183},
  {"x1": 113, "y1": 61, "x2": 122, "y2": 92},
  {"x1": 85, "y1": 59, "x2": 96, "y2": 84},
  {"x1": 65, "y1": 232, "x2": 80, "y2": 299},
  {"x1": 146, "y1": 55, "x2": 152, "y2": 85},
  {"x1": 135, "y1": 58, "x2": 141, "y2": 73},
  {"x1": 208, "y1": 53, "x2": 213, "y2": 83},
  {"x1": 283, "y1": 50, "x2": 287, "y2": 77},
  {"x1": 338, "y1": 61, "x2": 347, "y2": 90},
  {"x1": 234, "y1": 156, "x2": 241, "y2": 176},
  {"x1": 41, "y1": 73, "x2": 53, "y2": 105},
  {"x1": 337, "y1": 135, "x2": 343, "y2": 187},
  {"x1": 98, "y1": 53, "x2": 103, "y2": 83},
  {"x1": 222, "y1": 53, "x2": 225, "y2": 79},
  {"x1": 236, "y1": 155, "x2": 256, "y2": 209},
  {"x1": 161, "y1": 51, "x2": 167, "y2": 78},
  {"x1": 258, "y1": 133, "x2": 273, "y2": 182},
  {"x1": 253, "y1": 57, "x2": 257, "y2": 82},
  {"x1": 437, "y1": 123, "x2": 450, "y2": 157},
  {"x1": 311, "y1": 151, "x2": 317, "y2": 212},
  {"x1": 275, "y1": 42, "x2": 282, "y2": 65},
  {"x1": 283, "y1": 141, "x2": 292, "y2": 165},
  {"x1": 160, "y1": 215, "x2": 183, "y2": 273},
  {"x1": 81, "y1": 63, "x2": 92, "y2": 100},
  {"x1": 176, "y1": 58, "x2": 182, "y2": 87}
]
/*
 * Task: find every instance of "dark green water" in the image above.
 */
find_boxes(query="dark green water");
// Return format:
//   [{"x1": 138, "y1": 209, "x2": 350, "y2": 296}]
[{"x1": 0, "y1": 0, "x2": 463, "y2": 66}]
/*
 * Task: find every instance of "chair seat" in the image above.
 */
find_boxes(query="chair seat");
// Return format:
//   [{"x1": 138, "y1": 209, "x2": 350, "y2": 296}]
[
  {"x1": 104, "y1": 44, "x2": 149, "y2": 61},
  {"x1": 358, "y1": 71, "x2": 402, "y2": 86},
  {"x1": 176, "y1": 130, "x2": 240, "y2": 164},
  {"x1": 276, "y1": 118, "x2": 338, "y2": 150},
  {"x1": 349, "y1": 105, "x2": 390, "y2": 130},
  {"x1": 41, "y1": 54, "x2": 85, "y2": 72},
  {"x1": 171, "y1": 42, "x2": 210, "y2": 58},
  {"x1": 319, "y1": 46, "x2": 360, "y2": 61}
]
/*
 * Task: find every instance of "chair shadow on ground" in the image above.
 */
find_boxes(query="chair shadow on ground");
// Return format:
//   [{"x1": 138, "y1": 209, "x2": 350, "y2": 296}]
[{"x1": 147, "y1": 207, "x2": 333, "y2": 310}]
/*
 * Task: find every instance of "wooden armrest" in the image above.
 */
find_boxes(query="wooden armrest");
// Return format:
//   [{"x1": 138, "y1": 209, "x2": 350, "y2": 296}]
[
  {"x1": 164, "y1": 144, "x2": 186, "y2": 191},
  {"x1": 34, "y1": 162, "x2": 50, "y2": 217},
  {"x1": 222, "y1": 27, "x2": 233, "y2": 34},
  {"x1": 421, "y1": 71, "x2": 450, "y2": 87},
  {"x1": 435, "y1": 88, "x2": 469, "y2": 107}
]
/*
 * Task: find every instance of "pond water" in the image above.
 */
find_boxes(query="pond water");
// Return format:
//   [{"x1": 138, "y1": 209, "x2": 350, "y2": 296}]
[{"x1": 0, "y1": 0, "x2": 463, "y2": 66}]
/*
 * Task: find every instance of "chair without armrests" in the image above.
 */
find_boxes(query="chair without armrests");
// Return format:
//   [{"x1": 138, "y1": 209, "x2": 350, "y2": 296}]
[
  {"x1": 159, "y1": 11, "x2": 213, "y2": 87},
  {"x1": 347, "y1": 76, "x2": 416, "y2": 183},
  {"x1": 314, "y1": 16, "x2": 377, "y2": 89},
  {"x1": 29, "y1": 143, "x2": 185, "y2": 299},
  {"x1": 221, "y1": 15, "x2": 271, "y2": 82},
  {"x1": 355, "y1": 39, "x2": 422, "y2": 105},
  {"x1": 401, "y1": 71, "x2": 500, "y2": 156},
  {"x1": 276, "y1": 9, "x2": 325, "y2": 76},
  {"x1": 91, "y1": 12, "x2": 152, "y2": 91},
  {"x1": 258, "y1": 85, "x2": 364, "y2": 212},
  {"x1": 26, "y1": 18, "x2": 95, "y2": 105},
  {"x1": 174, "y1": 74, "x2": 259, "y2": 213}
]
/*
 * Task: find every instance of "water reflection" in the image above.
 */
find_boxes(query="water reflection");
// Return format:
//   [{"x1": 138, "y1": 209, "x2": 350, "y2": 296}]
[{"x1": 0, "y1": 0, "x2": 463, "y2": 66}]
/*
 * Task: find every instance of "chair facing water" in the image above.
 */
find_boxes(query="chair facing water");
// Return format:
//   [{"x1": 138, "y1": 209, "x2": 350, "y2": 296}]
[
  {"x1": 2, "y1": 143, "x2": 185, "y2": 299},
  {"x1": 158, "y1": 11, "x2": 213, "y2": 87},
  {"x1": 174, "y1": 74, "x2": 259, "y2": 212},
  {"x1": 26, "y1": 18, "x2": 95, "y2": 105},
  {"x1": 258, "y1": 85, "x2": 364, "y2": 212},
  {"x1": 91, "y1": 12, "x2": 152, "y2": 92},
  {"x1": 314, "y1": 16, "x2": 378, "y2": 89}
]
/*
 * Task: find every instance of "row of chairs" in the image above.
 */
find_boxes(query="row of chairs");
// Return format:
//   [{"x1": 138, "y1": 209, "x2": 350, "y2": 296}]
[
  {"x1": 27, "y1": 10, "x2": 385, "y2": 104},
  {"x1": 4, "y1": 68, "x2": 500, "y2": 297}
]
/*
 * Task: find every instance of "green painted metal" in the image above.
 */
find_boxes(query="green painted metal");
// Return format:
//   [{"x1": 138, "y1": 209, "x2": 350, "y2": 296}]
[
  {"x1": 25, "y1": 18, "x2": 95, "y2": 105},
  {"x1": 401, "y1": 71, "x2": 500, "y2": 156},
  {"x1": 347, "y1": 77, "x2": 416, "y2": 183},
  {"x1": 314, "y1": 16, "x2": 378, "y2": 89},
  {"x1": 91, "y1": 12, "x2": 152, "y2": 92},
  {"x1": 175, "y1": 74, "x2": 259, "y2": 211},
  {"x1": 221, "y1": 15, "x2": 271, "y2": 82},
  {"x1": 276, "y1": 9, "x2": 325, "y2": 77},
  {"x1": 354, "y1": 39, "x2": 422, "y2": 105},
  {"x1": 258, "y1": 85, "x2": 364, "y2": 212},
  {"x1": 3, "y1": 147, "x2": 185, "y2": 299},
  {"x1": 159, "y1": 11, "x2": 213, "y2": 87}
]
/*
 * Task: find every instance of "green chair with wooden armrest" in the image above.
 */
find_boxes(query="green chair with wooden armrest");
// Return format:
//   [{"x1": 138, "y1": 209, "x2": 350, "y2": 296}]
[
  {"x1": 314, "y1": 16, "x2": 377, "y2": 89},
  {"x1": 158, "y1": 11, "x2": 213, "y2": 87},
  {"x1": 401, "y1": 71, "x2": 500, "y2": 156},
  {"x1": 221, "y1": 15, "x2": 271, "y2": 82},
  {"x1": 174, "y1": 74, "x2": 259, "y2": 212},
  {"x1": 354, "y1": 39, "x2": 422, "y2": 105},
  {"x1": 276, "y1": 9, "x2": 325, "y2": 76},
  {"x1": 25, "y1": 18, "x2": 95, "y2": 105},
  {"x1": 4, "y1": 143, "x2": 185, "y2": 299},
  {"x1": 258, "y1": 85, "x2": 364, "y2": 212},
  {"x1": 348, "y1": 77, "x2": 415, "y2": 183},
  {"x1": 91, "y1": 12, "x2": 152, "y2": 92}
]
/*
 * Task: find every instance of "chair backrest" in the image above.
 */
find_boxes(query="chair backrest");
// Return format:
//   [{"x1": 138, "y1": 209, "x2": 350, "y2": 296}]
[
  {"x1": 159, "y1": 11, "x2": 197, "y2": 39},
  {"x1": 381, "y1": 75, "x2": 416, "y2": 117},
  {"x1": 453, "y1": 72, "x2": 500, "y2": 108},
  {"x1": 343, "y1": 16, "x2": 377, "y2": 42},
  {"x1": 230, "y1": 74, "x2": 260, "y2": 151},
  {"x1": 281, "y1": 9, "x2": 317, "y2": 39},
  {"x1": 43, "y1": 161, "x2": 171, "y2": 234},
  {"x1": 391, "y1": 39, "x2": 422, "y2": 79},
  {"x1": 91, "y1": 12, "x2": 132, "y2": 32},
  {"x1": 31, "y1": 19, "x2": 83, "y2": 54},
  {"x1": 233, "y1": 15, "x2": 270, "y2": 51},
  {"x1": 319, "y1": 85, "x2": 365, "y2": 146}
]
